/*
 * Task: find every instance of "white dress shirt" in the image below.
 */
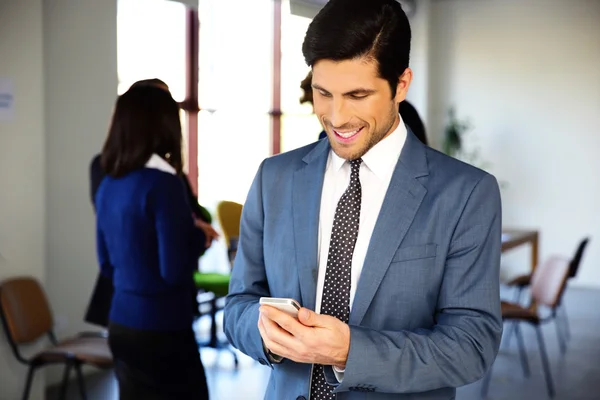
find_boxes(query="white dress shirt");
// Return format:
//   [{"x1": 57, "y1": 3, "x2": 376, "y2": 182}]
[{"x1": 315, "y1": 117, "x2": 407, "y2": 380}]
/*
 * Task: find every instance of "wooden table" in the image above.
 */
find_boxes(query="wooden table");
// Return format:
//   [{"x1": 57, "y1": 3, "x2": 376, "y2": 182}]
[{"x1": 501, "y1": 229, "x2": 539, "y2": 272}]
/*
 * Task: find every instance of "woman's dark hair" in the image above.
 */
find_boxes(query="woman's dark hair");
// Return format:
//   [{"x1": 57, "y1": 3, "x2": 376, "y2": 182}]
[
  {"x1": 302, "y1": 0, "x2": 411, "y2": 98},
  {"x1": 130, "y1": 78, "x2": 169, "y2": 91},
  {"x1": 101, "y1": 85, "x2": 183, "y2": 177}
]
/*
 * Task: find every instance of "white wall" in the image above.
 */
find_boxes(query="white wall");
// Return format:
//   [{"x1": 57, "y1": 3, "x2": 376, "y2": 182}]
[
  {"x1": 43, "y1": 0, "x2": 118, "y2": 383},
  {"x1": 405, "y1": 0, "x2": 431, "y2": 129},
  {"x1": 427, "y1": 0, "x2": 600, "y2": 287},
  {"x1": 0, "y1": 0, "x2": 47, "y2": 398}
]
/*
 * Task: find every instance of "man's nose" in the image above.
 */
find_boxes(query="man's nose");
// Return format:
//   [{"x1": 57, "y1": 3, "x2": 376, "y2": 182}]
[{"x1": 329, "y1": 98, "x2": 351, "y2": 129}]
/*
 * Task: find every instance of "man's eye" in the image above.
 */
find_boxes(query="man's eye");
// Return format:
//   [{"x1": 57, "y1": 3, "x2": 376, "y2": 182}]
[
  {"x1": 319, "y1": 91, "x2": 332, "y2": 97},
  {"x1": 350, "y1": 95, "x2": 368, "y2": 100}
]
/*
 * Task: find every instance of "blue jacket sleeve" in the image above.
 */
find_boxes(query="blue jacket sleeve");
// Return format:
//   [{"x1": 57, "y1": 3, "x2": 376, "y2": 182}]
[
  {"x1": 223, "y1": 161, "x2": 274, "y2": 365},
  {"x1": 150, "y1": 174, "x2": 206, "y2": 287}
]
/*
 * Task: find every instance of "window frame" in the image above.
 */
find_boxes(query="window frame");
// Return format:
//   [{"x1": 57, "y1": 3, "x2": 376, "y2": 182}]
[{"x1": 182, "y1": 3, "x2": 283, "y2": 196}]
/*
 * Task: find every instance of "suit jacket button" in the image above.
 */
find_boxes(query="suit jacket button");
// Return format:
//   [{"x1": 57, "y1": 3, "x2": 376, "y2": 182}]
[{"x1": 296, "y1": 397, "x2": 306, "y2": 400}]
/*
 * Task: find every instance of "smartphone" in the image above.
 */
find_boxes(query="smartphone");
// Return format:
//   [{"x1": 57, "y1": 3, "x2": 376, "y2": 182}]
[{"x1": 259, "y1": 297, "x2": 301, "y2": 318}]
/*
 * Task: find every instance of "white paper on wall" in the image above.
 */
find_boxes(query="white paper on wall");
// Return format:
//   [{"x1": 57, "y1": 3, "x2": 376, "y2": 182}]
[{"x1": 0, "y1": 78, "x2": 15, "y2": 122}]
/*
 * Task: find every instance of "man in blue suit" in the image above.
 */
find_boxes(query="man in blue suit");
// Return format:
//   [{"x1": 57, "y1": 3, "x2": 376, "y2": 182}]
[{"x1": 224, "y1": 0, "x2": 502, "y2": 399}]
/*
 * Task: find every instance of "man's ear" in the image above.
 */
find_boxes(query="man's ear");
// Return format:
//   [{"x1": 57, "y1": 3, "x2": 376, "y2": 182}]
[{"x1": 394, "y1": 68, "x2": 413, "y2": 103}]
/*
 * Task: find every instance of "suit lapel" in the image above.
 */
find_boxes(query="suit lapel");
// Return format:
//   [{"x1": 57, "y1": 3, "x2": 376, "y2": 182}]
[
  {"x1": 293, "y1": 141, "x2": 329, "y2": 312},
  {"x1": 350, "y1": 130, "x2": 429, "y2": 325}
]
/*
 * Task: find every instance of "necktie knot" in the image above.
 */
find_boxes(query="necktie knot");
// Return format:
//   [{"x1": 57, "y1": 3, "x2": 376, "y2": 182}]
[
  {"x1": 349, "y1": 158, "x2": 362, "y2": 180},
  {"x1": 349, "y1": 158, "x2": 362, "y2": 169}
]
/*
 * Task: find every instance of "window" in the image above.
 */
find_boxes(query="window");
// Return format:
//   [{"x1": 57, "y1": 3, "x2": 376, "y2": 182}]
[
  {"x1": 117, "y1": 0, "x2": 193, "y2": 172},
  {"x1": 117, "y1": 0, "x2": 322, "y2": 272},
  {"x1": 196, "y1": 0, "x2": 321, "y2": 207},
  {"x1": 196, "y1": 0, "x2": 275, "y2": 209},
  {"x1": 117, "y1": 0, "x2": 187, "y2": 101},
  {"x1": 280, "y1": 0, "x2": 323, "y2": 152}
]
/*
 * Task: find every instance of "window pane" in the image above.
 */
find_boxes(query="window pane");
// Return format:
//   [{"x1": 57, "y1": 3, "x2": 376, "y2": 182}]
[
  {"x1": 281, "y1": 0, "x2": 314, "y2": 115},
  {"x1": 280, "y1": 0, "x2": 321, "y2": 153},
  {"x1": 180, "y1": 109, "x2": 190, "y2": 173},
  {"x1": 197, "y1": 110, "x2": 271, "y2": 209},
  {"x1": 281, "y1": 114, "x2": 323, "y2": 153},
  {"x1": 117, "y1": 0, "x2": 187, "y2": 101},
  {"x1": 198, "y1": 0, "x2": 273, "y2": 112}
]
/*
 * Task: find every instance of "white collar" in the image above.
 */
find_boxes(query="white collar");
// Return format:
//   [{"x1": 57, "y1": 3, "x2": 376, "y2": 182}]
[
  {"x1": 330, "y1": 114, "x2": 407, "y2": 179},
  {"x1": 145, "y1": 153, "x2": 176, "y2": 175}
]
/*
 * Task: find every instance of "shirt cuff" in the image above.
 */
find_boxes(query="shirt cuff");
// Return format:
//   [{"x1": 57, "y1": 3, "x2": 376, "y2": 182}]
[
  {"x1": 262, "y1": 341, "x2": 283, "y2": 364},
  {"x1": 332, "y1": 365, "x2": 345, "y2": 382}
]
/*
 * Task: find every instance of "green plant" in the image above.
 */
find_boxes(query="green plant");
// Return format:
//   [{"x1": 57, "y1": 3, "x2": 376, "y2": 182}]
[
  {"x1": 442, "y1": 107, "x2": 471, "y2": 158},
  {"x1": 441, "y1": 106, "x2": 508, "y2": 190}
]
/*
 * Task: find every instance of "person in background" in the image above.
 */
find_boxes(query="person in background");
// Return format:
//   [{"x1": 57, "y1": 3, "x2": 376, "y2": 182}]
[
  {"x1": 300, "y1": 70, "x2": 327, "y2": 140},
  {"x1": 85, "y1": 78, "x2": 217, "y2": 327},
  {"x1": 399, "y1": 99, "x2": 428, "y2": 145},
  {"x1": 96, "y1": 84, "x2": 209, "y2": 399},
  {"x1": 90, "y1": 78, "x2": 216, "y2": 242}
]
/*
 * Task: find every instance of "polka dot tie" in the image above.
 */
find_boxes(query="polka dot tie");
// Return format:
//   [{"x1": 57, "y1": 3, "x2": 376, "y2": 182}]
[{"x1": 309, "y1": 158, "x2": 362, "y2": 400}]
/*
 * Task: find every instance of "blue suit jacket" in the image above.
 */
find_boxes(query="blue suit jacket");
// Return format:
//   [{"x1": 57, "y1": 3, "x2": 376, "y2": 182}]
[{"x1": 224, "y1": 130, "x2": 503, "y2": 400}]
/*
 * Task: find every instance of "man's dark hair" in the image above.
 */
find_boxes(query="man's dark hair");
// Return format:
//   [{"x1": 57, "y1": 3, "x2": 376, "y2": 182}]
[
  {"x1": 101, "y1": 85, "x2": 183, "y2": 177},
  {"x1": 302, "y1": 0, "x2": 411, "y2": 98}
]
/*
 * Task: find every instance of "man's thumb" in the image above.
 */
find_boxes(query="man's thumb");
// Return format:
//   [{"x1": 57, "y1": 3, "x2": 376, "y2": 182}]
[{"x1": 298, "y1": 307, "x2": 318, "y2": 326}]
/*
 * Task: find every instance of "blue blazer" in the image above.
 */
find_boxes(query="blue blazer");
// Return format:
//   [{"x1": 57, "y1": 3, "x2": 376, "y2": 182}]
[
  {"x1": 96, "y1": 168, "x2": 205, "y2": 331},
  {"x1": 224, "y1": 129, "x2": 503, "y2": 399}
]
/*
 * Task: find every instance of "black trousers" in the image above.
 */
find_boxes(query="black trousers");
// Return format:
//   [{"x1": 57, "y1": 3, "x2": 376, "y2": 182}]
[{"x1": 108, "y1": 323, "x2": 209, "y2": 400}]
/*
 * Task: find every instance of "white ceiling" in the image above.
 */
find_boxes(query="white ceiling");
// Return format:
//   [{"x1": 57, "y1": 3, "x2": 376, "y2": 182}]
[{"x1": 290, "y1": 0, "x2": 418, "y2": 19}]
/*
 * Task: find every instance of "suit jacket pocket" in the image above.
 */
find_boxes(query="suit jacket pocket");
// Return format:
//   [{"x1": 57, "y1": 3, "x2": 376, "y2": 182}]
[{"x1": 391, "y1": 243, "x2": 437, "y2": 263}]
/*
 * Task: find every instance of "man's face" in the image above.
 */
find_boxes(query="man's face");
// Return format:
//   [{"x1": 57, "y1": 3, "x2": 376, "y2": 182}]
[{"x1": 312, "y1": 58, "x2": 412, "y2": 160}]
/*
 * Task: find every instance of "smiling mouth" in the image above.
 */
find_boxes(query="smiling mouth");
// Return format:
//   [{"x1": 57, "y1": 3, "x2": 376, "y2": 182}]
[{"x1": 333, "y1": 127, "x2": 363, "y2": 139}]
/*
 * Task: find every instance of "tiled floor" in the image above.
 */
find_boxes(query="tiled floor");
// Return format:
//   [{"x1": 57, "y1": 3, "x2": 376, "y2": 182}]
[{"x1": 48, "y1": 287, "x2": 600, "y2": 400}]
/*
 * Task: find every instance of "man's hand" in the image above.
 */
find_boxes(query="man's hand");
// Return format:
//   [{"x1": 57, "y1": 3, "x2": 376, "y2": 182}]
[
  {"x1": 194, "y1": 219, "x2": 219, "y2": 248},
  {"x1": 258, "y1": 305, "x2": 350, "y2": 369}
]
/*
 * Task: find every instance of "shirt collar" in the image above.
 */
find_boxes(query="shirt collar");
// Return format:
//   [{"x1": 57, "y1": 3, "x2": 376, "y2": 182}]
[
  {"x1": 145, "y1": 153, "x2": 176, "y2": 175},
  {"x1": 330, "y1": 114, "x2": 407, "y2": 179}
]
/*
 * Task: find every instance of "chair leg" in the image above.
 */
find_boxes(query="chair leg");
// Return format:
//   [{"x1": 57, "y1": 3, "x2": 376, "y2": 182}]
[
  {"x1": 480, "y1": 364, "x2": 494, "y2": 398},
  {"x1": 75, "y1": 363, "x2": 88, "y2": 400},
  {"x1": 503, "y1": 321, "x2": 517, "y2": 350},
  {"x1": 58, "y1": 363, "x2": 72, "y2": 400},
  {"x1": 514, "y1": 323, "x2": 530, "y2": 378},
  {"x1": 502, "y1": 288, "x2": 524, "y2": 351},
  {"x1": 554, "y1": 317, "x2": 567, "y2": 355},
  {"x1": 535, "y1": 326, "x2": 555, "y2": 398},
  {"x1": 22, "y1": 365, "x2": 36, "y2": 400},
  {"x1": 230, "y1": 348, "x2": 239, "y2": 368},
  {"x1": 560, "y1": 303, "x2": 571, "y2": 341},
  {"x1": 209, "y1": 297, "x2": 218, "y2": 348},
  {"x1": 514, "y1": 286, "x2": 525, "y2": 304}
]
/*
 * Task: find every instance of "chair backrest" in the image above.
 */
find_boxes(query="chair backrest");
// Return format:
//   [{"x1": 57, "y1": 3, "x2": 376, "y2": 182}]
[
  {"x1": 0, "y1": 277, "x2": 53, "y2": 345},
  {"x1": 217, "y1": 201, "x2": 243, "y2": 249},
  {"x1": 568, "y1": 237, "x2": 590, "y2": 278},
  {"x1": 530, "y1": 256, "x2": 571, "y2": 308}
]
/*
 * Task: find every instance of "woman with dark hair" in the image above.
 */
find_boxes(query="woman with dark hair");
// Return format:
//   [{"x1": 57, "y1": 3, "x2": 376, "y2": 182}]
[
  {"x1": 399, "y1": 100, "x2": 428, "y2": 145},
  {"x1": 95, "y1": 85, "x2": 209, "y2": 399},
  {"x1": 86, "y1": 79, "x2": 217, "y2": 328}
]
